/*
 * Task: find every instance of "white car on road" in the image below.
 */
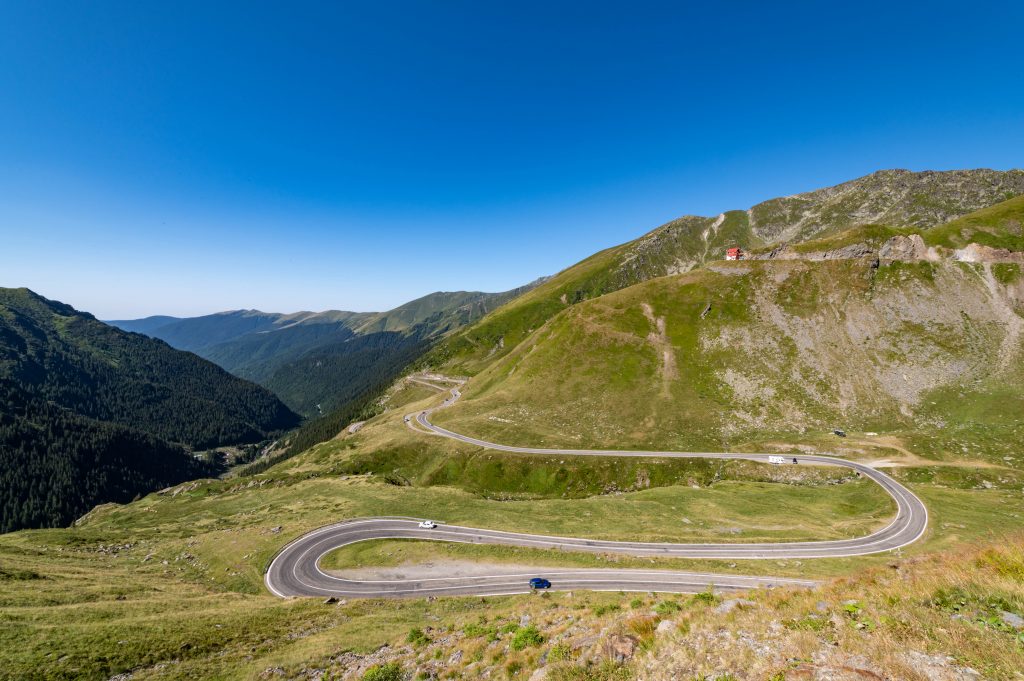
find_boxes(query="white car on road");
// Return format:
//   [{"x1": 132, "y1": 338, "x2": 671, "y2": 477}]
[{"x1": 418, "y1": 520, "x2": 437, "y2": 529}]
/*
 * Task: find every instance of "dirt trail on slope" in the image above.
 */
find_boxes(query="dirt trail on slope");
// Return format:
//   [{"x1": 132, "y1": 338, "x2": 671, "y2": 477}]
[
  {"x1": 763, "y1": 434, "x2": 1008, "y2": 470},
  {"x1": 858, "y1": 435, "x2": 1009, "y2": 469},
  {"x1": 641, "y1": 303, "x2": 677, "y2": 396},
  {"x1": 977, "y1": 263, "x2": 1023, "y2": 367}
]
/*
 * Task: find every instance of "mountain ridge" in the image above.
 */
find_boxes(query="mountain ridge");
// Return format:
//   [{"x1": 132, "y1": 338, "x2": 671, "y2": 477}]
[
  {"x1": 108, "y1": 283, "x2": 545, "y2": 417},
  {"x1": 428, "y1": 168, "x2": 1024, "y2": 374},
  {"x1": 0, "y1": 287, "x2": 300, "y2": 532},
  {"x1": 431, "y1": 194, "x2": 1024, "y2": 466}
]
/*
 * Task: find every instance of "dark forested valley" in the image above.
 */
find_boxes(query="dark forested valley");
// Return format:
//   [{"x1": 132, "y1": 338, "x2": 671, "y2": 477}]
[{"x1": 0, "y1": 288, "x2": 299, "y2": 532}]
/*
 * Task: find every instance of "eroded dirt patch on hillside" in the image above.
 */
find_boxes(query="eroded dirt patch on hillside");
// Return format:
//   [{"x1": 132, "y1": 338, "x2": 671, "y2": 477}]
[{"x1": 641, "y1": 302, "x2": 677, "y2": 395}]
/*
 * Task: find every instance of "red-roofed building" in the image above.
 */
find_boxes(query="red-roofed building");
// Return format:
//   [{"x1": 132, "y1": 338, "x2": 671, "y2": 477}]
[{"x1": 725, "y1": 247, "x2": 743, "y2": 260}]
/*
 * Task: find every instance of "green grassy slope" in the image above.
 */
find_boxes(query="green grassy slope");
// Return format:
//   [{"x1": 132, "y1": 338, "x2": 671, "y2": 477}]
[
  {"x1": 426, "y1": 213, "x2": 757, "y2": 374},
  {"x1": 747, "y1": 167, "x2": 1024, "y2": 242},
  {"x1": 198, "y1": 290, "x2": 523, "y2": 380},
  {"x1": 109, "y1": 309, "x2": 371, "y2": 356},
  {"x1": 0, "y1": 320, "x2": 1020, "y2": 678},
  {"x1": 433, "y1": 199, "x2": 1024, "y2": 461},
  {"x1": 353, "y1": 285, "x2": 541, "y2": 335},
  {"x1": 925, "y1": 193, "x2": 1024, "y2": 251}
]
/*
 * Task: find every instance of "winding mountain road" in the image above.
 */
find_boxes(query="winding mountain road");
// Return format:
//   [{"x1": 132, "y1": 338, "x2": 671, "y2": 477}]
[{"x1": 265, "y1": 378, "x2": 928, "y2": 598}]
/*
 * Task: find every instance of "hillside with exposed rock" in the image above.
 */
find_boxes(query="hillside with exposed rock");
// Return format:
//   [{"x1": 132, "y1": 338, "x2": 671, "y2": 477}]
[
  {"x1": 433, "y1": 195, "x2": 1024, "y2": 464},
  {"x1": 430, "y1": 169, "x2": 1024, "y2": 375}
]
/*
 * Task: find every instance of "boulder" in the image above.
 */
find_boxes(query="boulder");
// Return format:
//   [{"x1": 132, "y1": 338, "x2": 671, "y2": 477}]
[
  {"x1": 879, "y1": 234, "x2": 928, "y2": 261},
  {"x1": 602, "y1": 634, "x2": 638, "y2": 662}
]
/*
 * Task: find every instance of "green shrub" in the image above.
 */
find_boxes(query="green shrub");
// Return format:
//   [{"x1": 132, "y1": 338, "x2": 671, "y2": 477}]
[
  {"x1": 406, "y1": 627, "x2": 430, "y2": 646},
  {"x1": 546, "y1": 662, "x2": 632, "y2": 681},
  {"x1": 363, "y1": 662, "x2": 403, "y2": 681},
  {"x1": 547, "y1": 642, "x2": 573, "y2": 662},
  {"x1": 463, "y1": 622, "x2": 498, "y2": 641},
  {"x1": 511, "y1": 625, "x2": 544, "y2": 651},
  {"x1": 689, "y1": 589, "x2": 719, "y2": 606},
  {"x1": 654, "y1": 599, "x2": 682, "y2": 615}
]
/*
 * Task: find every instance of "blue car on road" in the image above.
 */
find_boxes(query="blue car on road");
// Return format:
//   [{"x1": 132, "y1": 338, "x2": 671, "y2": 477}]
[{"x1": 529, "y1": 577, "x2": 551, "y2": 590}]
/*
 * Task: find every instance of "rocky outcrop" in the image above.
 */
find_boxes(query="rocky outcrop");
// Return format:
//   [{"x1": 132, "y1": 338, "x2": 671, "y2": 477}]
[
  {"x1": 747, "y1": 168, "x2": 1024, "y2": 243},
  {"x1": 748, "y1": 234, "x2": 1017, "y2": 265},
  {"x1": 878, "y1": 234, "x2": 932, "y2": 261},
  {"x1": 613, "y1": 171, "x2": 1023, "y2": 299},
  {"x1": 749, "y1": 243, "x2": 877, "y2": 261}
]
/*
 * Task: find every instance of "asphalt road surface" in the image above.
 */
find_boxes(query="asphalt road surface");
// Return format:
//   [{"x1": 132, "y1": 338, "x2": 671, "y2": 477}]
[{"x1": 266, "y1": 381, "x2": 927, "y2": 598}]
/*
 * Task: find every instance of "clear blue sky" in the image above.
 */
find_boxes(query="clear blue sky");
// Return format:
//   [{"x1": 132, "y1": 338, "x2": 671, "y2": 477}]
[{"x1": 2, "y1": 1, "x2": 1022, "y2": 318}]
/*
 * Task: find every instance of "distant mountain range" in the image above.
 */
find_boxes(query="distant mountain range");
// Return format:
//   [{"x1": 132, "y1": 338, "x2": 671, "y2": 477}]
[
  {"x1": 108, "y1": 285, "x2": 544, "y2": 417},
  {"x1": 0, "y1": 288, "x2": 299, "y2": 532}
]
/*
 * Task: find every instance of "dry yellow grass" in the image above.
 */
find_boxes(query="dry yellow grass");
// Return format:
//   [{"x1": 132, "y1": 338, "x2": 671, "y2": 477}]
[{"x1": 637, "y1": 536, "x2": 1024, "y2": 680}]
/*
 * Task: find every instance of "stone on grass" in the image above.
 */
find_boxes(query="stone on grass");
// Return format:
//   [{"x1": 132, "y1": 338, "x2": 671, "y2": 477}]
[
  {"x1": 656, "y1": 619, "x2": 676, "y2": 635},
  {"x1": 715, "y1": 598, "x2": 755, "y2": 614},
  {"x1": 999, "y1": 610, "x2": 1024, "y2": 629},
  {"x1": 602, "y1": 634, "x2": 637, "y2": 662}
]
